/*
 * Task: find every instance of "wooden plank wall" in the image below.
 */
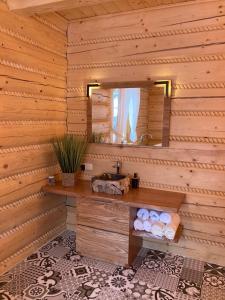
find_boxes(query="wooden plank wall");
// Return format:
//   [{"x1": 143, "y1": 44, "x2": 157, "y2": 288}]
[
  {"x1": 67, "y1": 0, "x2": 225, "y2": 265},
  {"x1": 0, "y1": 1, "x2": 68, "y2": 275}
]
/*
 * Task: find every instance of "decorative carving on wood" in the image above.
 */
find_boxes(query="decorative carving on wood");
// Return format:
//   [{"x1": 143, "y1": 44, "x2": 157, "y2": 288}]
[
  {"x1": 0, "y1": 120, "x2": 66, "y2": 126},
  {"x1": 0, "y1": 165, "x2": 59, "y2": 183},
  {"x1": 180, "y1": 211, "x2": 225, "y2": 223},
  {"x1": 68, "y1": 24, "x2": 225, "y2": 47},
  {"x1": 81, "y1": 174, "x2": 225, "y2": 197},
  {"x1": 171, "y1": 111, "x2": 225, "y2": 117},
  {"x1": 67, "y1": 87, "x2": 86, "y2": 96},
  {"x1": 170, "y1": 136, "x2": 225, "y2": 144},
  {"x1": 32, "y1": 14, "x2": 66, "y2": 34},
  {"x1": 0, "y1": 144, "x2": 46, "y2": 154},
  {"x1": 69, "y1": 53, "x2": 225, "y2": 70},
  {"x1": 1, "y1": 205, "x2": 63, "y2": 238},
  {"x1": 183, "y1": 234, "x2": 225, "y2": 248},
  {"x1": 0, "y1": 25, "x2": 65, "y2": 57},
  {"x1": 141, "y1": 180, "x2": 225, "y2": 197},
  {"x1": 0, "y1": 58, "x2": 65, "y2": 80},
  {"x1": 68, "y1": 130, "x2": 86, "y2": 136},
  {"x1": 0, "y1": 192, "x2": 44, "y2": 211},
  {"x1": 67, "y1": 81, "x2": 225, "y2": 98},
  {"x1": 85, "y1": 153, "x2": 225, "y2": 171},
  {"x1": 173, "y1": 81, "x2": 225, "y2": 89},
  {"x1": 0, "y1": 90, "x2": 66, "y2": 102}
]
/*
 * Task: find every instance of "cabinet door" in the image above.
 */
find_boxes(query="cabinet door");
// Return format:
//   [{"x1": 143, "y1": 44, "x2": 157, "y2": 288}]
[
  {"x1": 76, "y1": 225, "x2": 129, "y2": 265},
  {"x1": 77, "y1": 198, "x2": 130, "y2": 235}
]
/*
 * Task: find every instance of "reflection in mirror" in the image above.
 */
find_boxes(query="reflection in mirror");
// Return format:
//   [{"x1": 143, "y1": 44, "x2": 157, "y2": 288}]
[{"x1": 89, "y1": 82, "x2": 171, "y2": 147}]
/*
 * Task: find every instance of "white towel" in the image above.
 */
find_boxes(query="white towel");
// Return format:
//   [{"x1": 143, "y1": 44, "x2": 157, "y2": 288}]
[
  {"x1": 164, "y1": 213, "x2": 180, "y2": 240},
  {"x1": 143, "y1": 219, "x2": 152, "y2": 232},
  {"x1": 134, "y1": 218, "x2": 144, "y2": 231},
  {"x1": 160, "y1": 212, "x2": 172, "y2": 224},
  {"x1": 137, "y1": 208, "x2": 149, "y2": 221},
  {"x1": 149, "y1": 210, "x2": 160, "y2": 222},
  {"x1": 151, "y1": 221, "x2": 165, "y2": 238}
]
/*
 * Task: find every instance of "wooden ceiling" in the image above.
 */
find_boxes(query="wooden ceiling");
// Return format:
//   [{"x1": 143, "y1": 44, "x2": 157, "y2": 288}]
[
  {"x1": 7, "y1": 0, "x2": 195, "y2": 20},
  {"x1": 58, "y1": 0, "x2": 194, "y2": 21}
]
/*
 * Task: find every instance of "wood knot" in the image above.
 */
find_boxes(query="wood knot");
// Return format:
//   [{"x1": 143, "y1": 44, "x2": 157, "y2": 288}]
[{"x1": 3, "y1": 164, "x2": 8, "y2": 169}]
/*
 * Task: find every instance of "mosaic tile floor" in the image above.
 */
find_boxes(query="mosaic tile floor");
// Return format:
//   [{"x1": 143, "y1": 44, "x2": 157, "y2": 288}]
[{"x1": 0, "y1": 230, "x2": 224, "y2": 300}]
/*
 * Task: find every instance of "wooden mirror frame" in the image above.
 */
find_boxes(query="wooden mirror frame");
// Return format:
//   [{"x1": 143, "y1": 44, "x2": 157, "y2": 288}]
[{"x1": 87, "y1": 80, "x2": 172, "y2": 147}]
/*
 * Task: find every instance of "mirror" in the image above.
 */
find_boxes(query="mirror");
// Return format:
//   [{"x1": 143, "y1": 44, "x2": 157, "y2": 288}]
[{"x1": 87, "y1": 81, "x2": 171, "y2": 147}]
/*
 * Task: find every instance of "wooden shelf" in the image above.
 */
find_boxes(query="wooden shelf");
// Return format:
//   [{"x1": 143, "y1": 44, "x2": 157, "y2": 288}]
[
  {"x1": 43, "y1": 180, "x2": 185, "y2": 213},
  {"x1": 132, "y1": 224, "x2": 183, "y2": 243}
]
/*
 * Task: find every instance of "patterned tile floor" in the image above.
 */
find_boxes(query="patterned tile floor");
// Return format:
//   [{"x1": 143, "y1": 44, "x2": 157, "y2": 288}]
[{"x1": 0, "y1": 230, "x2": 225, "y2": 300}]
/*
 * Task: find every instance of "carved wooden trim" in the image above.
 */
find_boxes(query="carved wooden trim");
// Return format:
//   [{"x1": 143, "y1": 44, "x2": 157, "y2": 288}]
[
  {"x1": 183, "y1": 234, "x2": 225, "y2": 248},
  {"x1": 0, "y1": 120, "x2": 66, "y2": 126},
  {"x1": 67, "y1": 81, "x2": 225, "y2": 97},
  {"x1": 32, "y1": 14, "x2": 66, "y2": 35},
  {"x1": 0, "y1": 223, "x2": 66, "y2": 265},
  {"x1": 67, "y1": 130, "x2": 86, "y2": 136},
  {"x1": 85, "y1": 153, "x2": 225, "y2": 171},
  {"x1": 0, "y1": 25, "x2": 66, "y2": 57},
  {"x1": 1, "y1": 204, "x2": 64, "y2": 238},
  {"x1": 81, "y1": 173, "x2": 225, "y2": 198},
  {"x1": 68, "y1": 23, "x2": 225, "y2": 47},
  {"x1": 67, "y1": 87, "x2": 86, "y2": 96},
  {"x1": 0, "y1": 192, "x2": 44, "y2": 211},
  {"x1": 69, "y1": 53, "x2": 225, "y2": 70},
  {"x1": 171, "y1": 111, "x2": 225, "y2": 117},
  {"x1": 140, "y1": 180, "x2": 225, "y2": 197},
  {"x1": 180, "y1": 210, "x2": 225, "y2": 223},
  {"x1": 0, "y1": 90, "x2": 66, "y2": 102},
  {"x1": 69, "y1": 111, "x2": 86, "y2": 116},
  {"x1": 170, "y1": 136, "x2": 225, "y2": 144},
  {"x1": 0, "y1": 165, "x2": 59, "y2": 183},
  {"x1": 0, "y1": 144, "x2": 51, "y2": 155},
  {"x1": 173, "y1": 81, "x2": 225, "y2": 89},
  {"x1": 0, "y1": 58, "x2": 65, "y2": 80}
]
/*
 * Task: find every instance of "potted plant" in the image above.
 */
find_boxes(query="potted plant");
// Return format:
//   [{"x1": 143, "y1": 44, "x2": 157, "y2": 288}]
[{"x1": 52, "y1": 134, "x2": 88, "y2": 187}]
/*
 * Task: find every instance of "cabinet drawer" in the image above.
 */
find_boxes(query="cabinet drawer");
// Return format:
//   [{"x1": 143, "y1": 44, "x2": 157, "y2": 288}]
[
  {"x1": 77, "y1": 198, "x2": 130, "y2": 235},
  {"x1": 76, "y1": 225, "x2": 129, "y2": 265}
]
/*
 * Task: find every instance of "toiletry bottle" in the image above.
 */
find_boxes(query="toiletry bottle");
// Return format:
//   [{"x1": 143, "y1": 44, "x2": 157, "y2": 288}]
[{"x1": 131, "y1": 173, "x2": 140, "y2": 189}]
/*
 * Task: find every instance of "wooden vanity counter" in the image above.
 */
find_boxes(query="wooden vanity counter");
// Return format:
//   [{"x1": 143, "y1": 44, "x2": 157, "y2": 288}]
[
  {"x1": 43, "y1": 181, "x2": 185, "y2": 266},
  {"x1": 43, "y1": 180, "x2": 184, "y2": 212}
]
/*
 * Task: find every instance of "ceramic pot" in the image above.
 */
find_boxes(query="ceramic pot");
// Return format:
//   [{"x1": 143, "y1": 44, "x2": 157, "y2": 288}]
[{"x1": 62, "y1": 173, "x2": 75, "y2": 187}]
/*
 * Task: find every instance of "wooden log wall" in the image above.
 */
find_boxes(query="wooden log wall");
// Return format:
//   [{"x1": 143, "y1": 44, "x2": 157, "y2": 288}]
[
  {"x1": 67, "y1": 0, "x2": 225, "y2": 265},
  {"x1": 91, "y1": 89, "x2": 111, "y2": 140},
  {"x1": 0, "y1": 1, "x2": 68, "y2": 275}
]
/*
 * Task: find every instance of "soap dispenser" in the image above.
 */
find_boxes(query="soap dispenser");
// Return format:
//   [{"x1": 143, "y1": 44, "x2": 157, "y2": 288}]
[{"x1": 131, "y1": 173, "x2": 140, "y2": 189}]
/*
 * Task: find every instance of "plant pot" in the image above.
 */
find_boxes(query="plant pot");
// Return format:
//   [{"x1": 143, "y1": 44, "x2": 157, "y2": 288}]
[{"x1": 62, "y1": 173, "x2": 75, "y2": 187}]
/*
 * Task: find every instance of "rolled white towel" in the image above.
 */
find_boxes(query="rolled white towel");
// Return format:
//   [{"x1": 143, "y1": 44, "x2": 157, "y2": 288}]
[
  {"x1": 134, "y1": 218, "x2": 144, "y2": 231},
  {"x1": 143, "y1": 219, "x2": 152, "y2": 232},
  {"x1": 164, "y1": 213, "x2": 181, "y2": 240},
  {"x1": 149, "y1": 210, "x2": 160, "y2": 222},
  {"x1": 160, "y1": 212, "x2": 172, "y2": 224},
  {"x1": 137, "y1": 208, "x2": 149, "y2": 221},
  {"x1": 151, "y1": 221, "x2": 165, "y2": 238}
]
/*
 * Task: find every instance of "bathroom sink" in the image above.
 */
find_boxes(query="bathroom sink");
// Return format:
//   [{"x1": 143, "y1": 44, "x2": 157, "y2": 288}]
[
  {"x1": 91, "y1": 173, "x2": 130, "y2": 195},
  {"x1": 96, "y1": 173, "x2": 126, "y2": 181}
]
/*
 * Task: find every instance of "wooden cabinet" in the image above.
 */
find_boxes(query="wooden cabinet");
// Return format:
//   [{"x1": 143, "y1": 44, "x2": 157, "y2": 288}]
[
  {"x1": 76, "y1": 225, "x2": 129, "y2": 265},
  {"x1": 77, "y1": 197, "x2": 130, "y2": 235},
  {"x1": 76, "y1": 197, "x2": 139, "y2": 265},
  {"x1": 43, "y1": 181, "x2": 184, "y2": 266}
]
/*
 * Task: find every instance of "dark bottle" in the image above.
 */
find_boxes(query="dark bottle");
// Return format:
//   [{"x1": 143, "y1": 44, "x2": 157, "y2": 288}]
[{"x1": 131, "y1": 173, "x2": 140, "y2": 189}]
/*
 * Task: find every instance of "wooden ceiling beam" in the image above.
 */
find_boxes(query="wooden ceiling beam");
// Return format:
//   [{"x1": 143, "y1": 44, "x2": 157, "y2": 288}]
[{"x1": 6, "y1": 0, "x2": 113, "y2": 14}]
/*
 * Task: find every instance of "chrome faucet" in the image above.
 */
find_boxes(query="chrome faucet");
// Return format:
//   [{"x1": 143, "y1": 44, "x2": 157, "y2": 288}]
[{"x1": 113, "y1": 161, "x2": 122, "y2": 174}]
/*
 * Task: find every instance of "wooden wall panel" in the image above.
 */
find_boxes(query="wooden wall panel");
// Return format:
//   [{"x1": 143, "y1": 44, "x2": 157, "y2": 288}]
[
  {"x1": 67, "y1": 0, "x2": 225, "y2": 264},
  {"x1": 0, "y1": 0, "x2": 67, "y2": 275}
]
